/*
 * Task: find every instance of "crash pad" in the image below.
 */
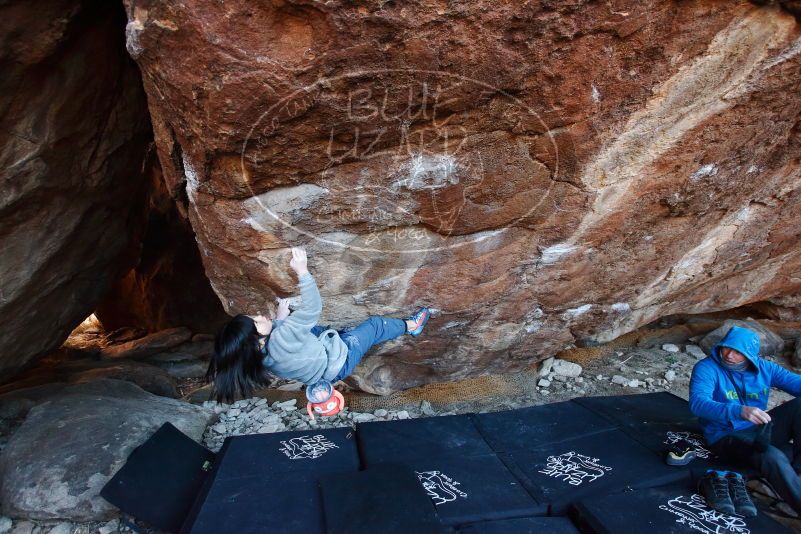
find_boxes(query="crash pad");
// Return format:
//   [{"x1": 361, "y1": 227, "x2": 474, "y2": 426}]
[
  {"x1": 319, "y1": 463, "x2": 444, "y2": 534},
  {"x1": 181, "y1": 471, "x2": 325, "y2": 534},
  {"x1": 572, "y1": 480, "x2": 791, "y2": 533},
  {"x1": 180, "y1": 428, "x2": 360, "y2": 534},
  {"x1": 356, "y1": 415, "x2": 493, "y2": 465},
  {"x1": 500, "y1": 428, "x2": 689, "y2": 514},
  {"x1": 458, "y1": 516, "x2": 580, "y2": 533},
  {"x1": 211, "y1": 427, "x2": 359, "y2": 480},
  {"x1": 357, "y1": 415, "x2": 545, "y2": 524},
  {"x1": 100, "y1": 422, "x2": 215, "y2": 533},
  {"x1": 472, "y1": 400, "x2": 616, "y2": 453},
  {"x1": 573, "y1": 393, "x2": 707, "y2": 454}
]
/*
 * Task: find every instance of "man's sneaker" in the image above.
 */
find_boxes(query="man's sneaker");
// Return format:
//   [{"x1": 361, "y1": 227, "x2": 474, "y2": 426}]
[
  {"x1": 666, "y1": 439, "x2": 698, "y2": 466},
  {"x1": 699, "y1": 470, "x2": 736, "y2": 515},
  {"x1": 405, "y1": 307, "x2": 430, "y2": 337},
  {"x1": 727, "y1": 471, "x2": 758, "y2": 517}
]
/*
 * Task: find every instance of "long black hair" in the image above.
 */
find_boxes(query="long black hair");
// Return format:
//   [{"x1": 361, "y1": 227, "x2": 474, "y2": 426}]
[{"x1": 206, "y1": 314, "x2": 271, "y2": 403}]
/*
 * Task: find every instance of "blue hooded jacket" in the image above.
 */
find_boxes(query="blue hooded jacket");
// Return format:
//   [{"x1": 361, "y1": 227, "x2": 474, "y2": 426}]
[{"x1": 689, "y1": 325, "x2": 801, "y2": 445}]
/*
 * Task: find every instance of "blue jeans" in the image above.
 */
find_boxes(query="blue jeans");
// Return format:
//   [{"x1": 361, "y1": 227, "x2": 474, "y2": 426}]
[
  {"x1": 310, "y1": 316, "x2": 407, "y2": 381},
  {"x1": 711, "y1": 397, "x2": 801, "y2": 513}
]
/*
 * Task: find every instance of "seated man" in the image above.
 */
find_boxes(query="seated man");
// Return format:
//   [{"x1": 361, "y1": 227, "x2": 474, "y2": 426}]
[{"x1": 689, "y1": 325, "x2": 801, "y2": 514}]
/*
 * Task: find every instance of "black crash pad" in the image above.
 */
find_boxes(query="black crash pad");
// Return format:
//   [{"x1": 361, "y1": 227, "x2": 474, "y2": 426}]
[
  {"x1": 181, "y1": 471, "x2": 325, "y2": 534},
  {"x1": 356, "y1": 415, "x2": 494, "y2": 464},
  {"x1": 573, "y1": 393, "x2": 708, "y2": 454},
  {"x1": 362, "y1": 451, "x2": 545, "y2": 525},
  {"x1": 320, "y1": 463, "x2": 445, "y2": 534},
  {"x1": 358, "y1": 415, "x2": 544, "y2": 524},
  {"x1": 459, "y1": 516, "x2": 580, "y2": 533},
  {"x1": 501, "y1": 428, "x2": 689, "y2": 514},
  {"x1": 574, "y1": 393, "x2": 726, "y2": 475},
  {"x1": 472, "y1": 400, "x2": 616, "y2": 453},
  {"x1": 180, "y1": 428, "x2": 360, "y2": 534},
  {"x1": 210, "y1": 427, "x2": 359, "y2": 480},
  {"x1": 573, "y1": 392, "x2": 697, "y2": 428},
  {"x1": 572, "y1": 480, "x2": 792, "y2": 533},
  {"x1": 100, "y1": 422, "x2": 215, "y2": 533}
]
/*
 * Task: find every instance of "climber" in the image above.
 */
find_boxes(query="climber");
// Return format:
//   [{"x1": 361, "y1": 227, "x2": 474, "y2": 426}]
[
  {"x1": 689, "y1": 325, "x2": 801, "y2": 515},
  {"x1": 206, "y1": 247, "x2": 430, "y2": 408}
]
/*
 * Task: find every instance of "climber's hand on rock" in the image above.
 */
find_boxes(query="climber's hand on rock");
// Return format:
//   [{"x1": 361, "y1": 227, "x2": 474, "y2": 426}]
[
  {"x1": 741, "y1": 406, "x2": 771, "y2": 425},
  {"x1": 290, "y1": 247, "x2": 308, "y2": 277},
  {"x1": 275, "y1": 298, "x2": 291, "y2": 320}
]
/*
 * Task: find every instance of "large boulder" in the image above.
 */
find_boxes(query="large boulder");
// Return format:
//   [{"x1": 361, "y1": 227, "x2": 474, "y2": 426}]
[
  {"x1": 0, "y1": 0, "x2": 152, "y2": 378},
  {"x1": 0, "y1": 359, "x2": 179, "y2": 399},
  {"x1": 123, "y1": 0, "x2": 801, "y2": 393},
  {"x1": 699, "y1": 319, "x2": 787, "y2": 358},
  {"x1": 99, "y1": 327, "x2": 193, "y2": 360},
  {"x1": 0, "y1": 380, "x2": 211, "y2": 521}
]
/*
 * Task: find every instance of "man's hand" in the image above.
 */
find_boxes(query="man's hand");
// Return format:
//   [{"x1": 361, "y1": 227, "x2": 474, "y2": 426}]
[
  {"x1": 741, "y1": 406, "x2": 772, "y2": 425},
  {"x1": 289, "y1": 247, "x2": 308, "y2": 277},
  {"x1": 275, "y1": 298, "x2": 291, "y2": 321}
]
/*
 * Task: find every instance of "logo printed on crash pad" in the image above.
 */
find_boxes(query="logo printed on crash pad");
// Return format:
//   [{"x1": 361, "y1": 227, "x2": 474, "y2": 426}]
[
  {"x1": 664, "y1": 431, "x2": 712, "y2": 459},
  {"x1": 660, "y1": 494, "x2": 750, "y2": 534},
  {"x1": 415, "y1": 470, "x2": 468, "y2": 506},
  {"x1": 538, "y1": 451, "x2": 612, "y2": 486},
  {"x1": 278, "y1": 435, "x2": 339, "y2": 459}
]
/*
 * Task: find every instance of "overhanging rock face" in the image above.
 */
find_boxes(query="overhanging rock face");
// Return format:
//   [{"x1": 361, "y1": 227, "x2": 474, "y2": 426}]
[{"x1": 123, "y1": 0, "x2": 801, "y2": 394}]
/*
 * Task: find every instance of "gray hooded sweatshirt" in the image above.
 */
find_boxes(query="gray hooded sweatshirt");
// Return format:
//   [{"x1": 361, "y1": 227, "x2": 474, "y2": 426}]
[{"x1": 263, "y1": 272, "x2": 348, "y2": 384}]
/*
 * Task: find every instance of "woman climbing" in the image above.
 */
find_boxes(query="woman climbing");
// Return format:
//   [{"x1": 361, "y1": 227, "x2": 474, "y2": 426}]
[{"x1": 206, "y1": 247, "x2": 430, "y2": 414}]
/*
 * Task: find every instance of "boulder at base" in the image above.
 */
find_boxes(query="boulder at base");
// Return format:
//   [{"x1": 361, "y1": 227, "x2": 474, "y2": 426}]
[
  {"x1": 699, "y1": 319, "x2": 786, "y2": 358},
  {"x1": 0, "y1": 379, "x2": 212, "y2": 521}
]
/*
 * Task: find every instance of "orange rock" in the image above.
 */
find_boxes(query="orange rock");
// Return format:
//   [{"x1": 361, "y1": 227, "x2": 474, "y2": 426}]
[{"x1": 124, "y1": 0, "x2": 801, "y2": 393}]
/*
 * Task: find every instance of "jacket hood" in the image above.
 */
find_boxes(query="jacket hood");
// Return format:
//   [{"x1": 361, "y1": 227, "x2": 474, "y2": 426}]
[{"x1": 711, "y1": 325, "x2": 761, "y2": 368}]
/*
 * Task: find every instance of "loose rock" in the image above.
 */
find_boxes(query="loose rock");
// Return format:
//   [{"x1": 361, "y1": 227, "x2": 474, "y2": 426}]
[
  {"x1": 552, "y1": 359, "x2": 583, "y2": 378},
  {"x1": 98, "y1": 519, "x2": 119, "y2": 534},
  {"x1": 9, "y1": 521, "x2": 34, "y2": 534},
  {"x1": 685, "y1": 344, "x2": 707, "y2": 360},
  {"x1": 611, "y1": 375, "x2": 628, "y2": 386},
  {"x1": 662, "y1": 344, "x2": 680, "y2": 353},
  {"x1": 538, "y1": 357, "x2": 555, "y2": 377},
  {"x1": 46, "y1": 523, "x2": 73, "y2": 534},
  {"x1": 420, "y1": 401, "x2": 435, "y2": 416},
  {"x1": 352, "y1": 413, "x2": 376, "y2": 423}
]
